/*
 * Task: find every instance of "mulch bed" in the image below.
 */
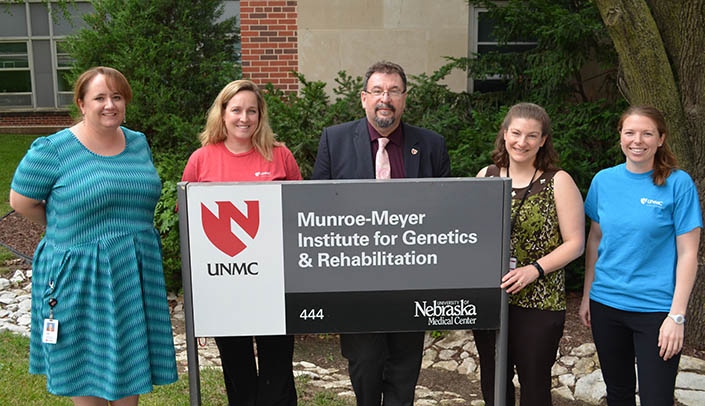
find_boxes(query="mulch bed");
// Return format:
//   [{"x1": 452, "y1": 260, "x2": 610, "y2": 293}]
[{"x1": 0, "y1": 210, "x2": 44, "y2": 264}]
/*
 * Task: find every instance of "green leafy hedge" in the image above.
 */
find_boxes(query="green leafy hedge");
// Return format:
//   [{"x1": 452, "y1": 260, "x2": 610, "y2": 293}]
[
  {"x1": 61, "y1": 0, "x2": 624, "y2": 292},
  {"x1": 154, "y1": 68, "x2": 624, "y2": 292}
]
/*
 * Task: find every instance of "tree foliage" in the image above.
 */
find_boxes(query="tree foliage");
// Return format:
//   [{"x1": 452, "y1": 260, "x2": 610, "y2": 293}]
[
  {"x1": 448, "y1": 0, "x2": 628, "y2": 289},
  {"x1": 64, "y1": 0, "x2": 240, "y2": 154},
  {"x1": 59, "y1": 0, "x2": 240, "y2": 291},
  {"x1": 263, "y1": 72, "x2": 364, "y2": 179},
  {"x1": 446, "y1": 0, "x2": 625, "y2": 190},
  {"x1": 151, "y1": 1, "x2": 627, "y2": 291},
  {"x1": 594, "y1": 0, "x2": 705, "y2": 350},
  {"x1": 50, "y1": 0, "x2": 636, "y2": 300},
  {"x1": 456, "y1": 0, "x2": 618, "y2": 105}
]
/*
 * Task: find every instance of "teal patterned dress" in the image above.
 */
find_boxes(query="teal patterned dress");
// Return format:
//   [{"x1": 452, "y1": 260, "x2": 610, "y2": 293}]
[{"x1": 11, "y1": 127, "x2": 177, "y2": 400}]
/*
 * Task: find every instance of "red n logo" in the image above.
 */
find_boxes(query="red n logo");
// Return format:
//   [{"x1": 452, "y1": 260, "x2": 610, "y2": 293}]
[{"x1": 201, "y1": 201, "x2": 260, "y2": 257}]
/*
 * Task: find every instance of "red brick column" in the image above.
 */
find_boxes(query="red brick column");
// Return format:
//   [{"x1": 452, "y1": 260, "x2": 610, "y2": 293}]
[{"x1": 240, "y1": 0, "x2": 298, "y2": 92}]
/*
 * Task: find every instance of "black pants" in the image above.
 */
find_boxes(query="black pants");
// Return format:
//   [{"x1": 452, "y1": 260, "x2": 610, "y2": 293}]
[
  {"x1": 214, "y1": 335, "x2": 297, "y2": 406},
  {"x1": 590, "y1": 300, "x2": 680, "y2": 406},
  {"x1": 474, "y1": 305, "x2": 565, "y2": 406},
  {"x1": 340, "y1": 331, "x2": 425, "y2": 406}
]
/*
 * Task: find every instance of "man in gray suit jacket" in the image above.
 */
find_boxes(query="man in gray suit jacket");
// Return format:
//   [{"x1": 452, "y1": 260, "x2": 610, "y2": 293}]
[{"x1": 312, "y1": 61, "x2": 451, "y2": 406}]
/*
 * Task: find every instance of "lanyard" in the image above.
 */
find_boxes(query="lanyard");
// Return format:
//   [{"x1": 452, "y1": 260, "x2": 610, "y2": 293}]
[{"x1": 508, "y1": 164, "x2": 539, "y2": 233}]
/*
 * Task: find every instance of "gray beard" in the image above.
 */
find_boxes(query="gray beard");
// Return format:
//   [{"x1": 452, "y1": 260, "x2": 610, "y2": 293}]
[{"x1": 374, "y1": 116, "x2": 396, "y2": 129}]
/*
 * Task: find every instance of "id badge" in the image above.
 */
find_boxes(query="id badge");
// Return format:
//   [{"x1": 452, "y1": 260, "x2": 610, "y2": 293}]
[
  {"x1": 42, "y1": 319, "x2": 59, "y2": 344},
  {"x1": 509, "y1": 256, "x2": 517, "y2": 270}
]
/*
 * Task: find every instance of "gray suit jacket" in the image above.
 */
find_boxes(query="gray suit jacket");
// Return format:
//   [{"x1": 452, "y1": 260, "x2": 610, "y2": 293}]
[{"x1": 311, "y1": 118, "x2": 451, "y2": 180}]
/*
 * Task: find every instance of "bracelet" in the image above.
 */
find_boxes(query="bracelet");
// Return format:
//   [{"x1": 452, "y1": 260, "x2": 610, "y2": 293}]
[{"x1": 532, "y1": 261, "x2": 545, "y2": 279}]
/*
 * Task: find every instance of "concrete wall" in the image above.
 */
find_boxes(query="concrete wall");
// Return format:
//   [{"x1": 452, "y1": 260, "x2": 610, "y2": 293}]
[{"x1": 297, "y1": 0, "x2": 469, "y2": 94}]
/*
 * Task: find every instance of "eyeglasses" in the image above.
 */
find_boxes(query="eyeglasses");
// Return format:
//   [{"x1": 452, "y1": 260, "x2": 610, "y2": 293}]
[{"x1": 363, "y1": 89, "x2": 406, "y2": 98}]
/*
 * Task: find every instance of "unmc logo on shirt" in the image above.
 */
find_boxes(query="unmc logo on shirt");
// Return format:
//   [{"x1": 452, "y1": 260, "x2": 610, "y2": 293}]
[{"x1": 640, "y1": 197, "x2": 664, "y2": 207}]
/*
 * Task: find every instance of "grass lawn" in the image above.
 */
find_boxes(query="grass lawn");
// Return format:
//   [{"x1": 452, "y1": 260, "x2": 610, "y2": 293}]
[
  {"x1": 0, "y1": 134, "x2": 349, "y2": 404},
  {"x1": 0, "y1": 134, "x2": 39, "y2": 215},
  {"x1": 0, "y1": 331, "x2": 229, "y2": 405},
  {"x1": 0, "y1": 331, "x2": 350, "y2": 405},
  {"x1": 0, "y1": 134, "x2": 40, "y2": 261}
]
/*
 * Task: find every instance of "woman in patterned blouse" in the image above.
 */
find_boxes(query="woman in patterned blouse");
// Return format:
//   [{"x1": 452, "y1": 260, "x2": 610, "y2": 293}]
[{"x1": 473, "y1": 103, "x2": 585, "y2": 405}]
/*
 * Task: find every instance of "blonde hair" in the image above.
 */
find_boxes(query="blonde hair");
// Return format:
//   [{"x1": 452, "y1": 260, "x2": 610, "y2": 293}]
[{"x1": 199, "y1": 79, "x2": 278, "y2": 160}]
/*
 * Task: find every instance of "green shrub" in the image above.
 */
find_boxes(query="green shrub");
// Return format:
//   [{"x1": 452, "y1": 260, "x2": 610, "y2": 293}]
[
  {"x1": 265, "y1": 71, "x2": 363, "y2": 179},
  {"x1": 64, "y1": 0, "x2": 240, "y2": 155},
  {"x1": 152, "y1": 64, "x2": 624, "y2": 292},
  {"x1": 546, "y1": 100, "x2": 625, "y2": 290},
  {"x1": 153, "y1": 152, "x2": 187, "y2": 293},
  {"x1": 38, "y1": 0, "x2": 623, "y2": 296},
  {"x1": 547, "y1": 100, "x2": 625, "y2": 196}
]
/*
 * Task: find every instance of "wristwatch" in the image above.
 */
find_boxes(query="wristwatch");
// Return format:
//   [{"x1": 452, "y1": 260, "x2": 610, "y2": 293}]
[{"x1": 668, "y1": 314, "x2": 686, "y2": 325}]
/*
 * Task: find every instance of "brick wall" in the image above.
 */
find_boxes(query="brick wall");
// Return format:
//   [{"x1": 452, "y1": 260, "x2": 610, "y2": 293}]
[
  {"x1": 0, "y1": 112, "x2": 73, "y2": 127},
  {"x1": 240, "y1": 0, "x2": 298, "y2": 92},
  {"x1": 0, "y1": 111, "x2": 74, "y2": 133}
]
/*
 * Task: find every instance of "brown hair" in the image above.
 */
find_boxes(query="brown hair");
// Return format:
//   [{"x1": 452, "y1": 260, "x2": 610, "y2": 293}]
[
  {"x1": 617, "y1": 105, "x2": 678, "y2": 186},
  {"x1": 198, "y1": 79, "x2": 278, "y2": 160},
  {"x1": 491, "y1": 102, "x2": 559, "y2": 171},
  {"x1": 363, "y1": 61, "x2": 408, "y2": 93},
  {"x1": 73, "y1": 66, "x2": 133, "y2": 107}
]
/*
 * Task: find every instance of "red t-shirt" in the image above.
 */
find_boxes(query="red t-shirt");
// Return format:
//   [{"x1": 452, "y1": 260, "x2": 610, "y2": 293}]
[{"x1": 182, "y1": 142, "x2": 302, "y2": 182}]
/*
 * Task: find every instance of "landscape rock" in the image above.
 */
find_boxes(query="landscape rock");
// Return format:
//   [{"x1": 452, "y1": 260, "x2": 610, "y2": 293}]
[{"x1": 2, "y1": 267, "x2": 704, "y2": 405}]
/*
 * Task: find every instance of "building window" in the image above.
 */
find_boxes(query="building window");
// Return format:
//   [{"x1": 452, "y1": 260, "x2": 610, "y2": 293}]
[
  {"x1": 0, "y1": 1, "x2": 91, "y2": 110},
  {"x1": 469, "y1": 8, "x2": 537, "y2": 93},
  {"x1": 0, "y1": 1, "x2": 240, "y2": 111},
  {"x1": 0, "y1": 42, "x2": 32, "y2": 107},
  {"x1": 55, "y1": 41, "x2": 73, "y2": 106}
]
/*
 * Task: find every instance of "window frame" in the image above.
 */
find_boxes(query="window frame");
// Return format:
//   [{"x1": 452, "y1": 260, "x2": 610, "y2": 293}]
[
  {"x1": 54, "y1": 39, "x2": 74, "y2": 107},
  {"x1": 0, "y1": 40, "x2": 33, "y2": 108},
  {"x1": 467, "y1": 5, "x2": 538, "y2": 93}
]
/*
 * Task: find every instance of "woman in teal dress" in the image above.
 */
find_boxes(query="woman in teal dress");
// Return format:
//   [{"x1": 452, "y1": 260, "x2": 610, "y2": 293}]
[{"x1": 9, "y1": 67, "x2": 177, "y2": 405}]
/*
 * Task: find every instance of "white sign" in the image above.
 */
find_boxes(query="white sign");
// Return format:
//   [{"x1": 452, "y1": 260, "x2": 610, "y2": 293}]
[{"x1": 186, "y1": 183, "x2": 286, "y2": 337}]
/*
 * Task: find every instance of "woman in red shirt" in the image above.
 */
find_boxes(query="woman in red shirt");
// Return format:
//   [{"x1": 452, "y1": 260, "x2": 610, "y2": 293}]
[{"x1": 182, "y1": 79, "x2": 302, "y2": 405}]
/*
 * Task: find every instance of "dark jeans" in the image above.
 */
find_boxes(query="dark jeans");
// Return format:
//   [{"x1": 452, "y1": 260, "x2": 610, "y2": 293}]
[
  {"x1": 474, "y1": 305, "x2": 565, "y2": 406},
  {"x1": 590, "y1": 300, "x2": 680, "y2": 406},
  {"x1": 214, "y1": 335, "x2": 297, "y2": 406},
  {"x1": 340, "y1": 331, "x2": 425, "y2": 406}
]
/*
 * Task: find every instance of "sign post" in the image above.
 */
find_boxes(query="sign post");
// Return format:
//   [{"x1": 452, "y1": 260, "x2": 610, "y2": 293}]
[{"x1": 177, "y1": 178, "x2": 511, "y2": 405}]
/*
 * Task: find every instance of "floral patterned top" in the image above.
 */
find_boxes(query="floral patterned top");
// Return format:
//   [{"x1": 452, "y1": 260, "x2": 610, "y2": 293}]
[{"x1": 486, "y1": 165, "x2": 566, "y2": 311}]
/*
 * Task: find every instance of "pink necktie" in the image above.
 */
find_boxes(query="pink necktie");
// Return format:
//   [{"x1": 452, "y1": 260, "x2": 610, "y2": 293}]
[{"x1": 376, "y1": 137, "x2": 391, "y2": 179}]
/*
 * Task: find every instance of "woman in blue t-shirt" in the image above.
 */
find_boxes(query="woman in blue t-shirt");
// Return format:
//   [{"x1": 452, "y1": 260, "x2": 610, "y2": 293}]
[{"x1": 580, "y1": 105, "x2": 702, "y2": 404}]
